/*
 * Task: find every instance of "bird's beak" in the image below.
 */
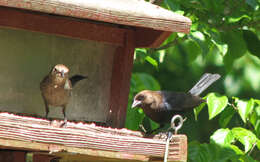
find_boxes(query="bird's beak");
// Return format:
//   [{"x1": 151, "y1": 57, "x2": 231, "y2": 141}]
[
  {"x1": 131, "y1": 100, "x2": 142, "y2": 108},
  {"x1": 61, "y1": 71, "x2": 65, "y2": 78}
]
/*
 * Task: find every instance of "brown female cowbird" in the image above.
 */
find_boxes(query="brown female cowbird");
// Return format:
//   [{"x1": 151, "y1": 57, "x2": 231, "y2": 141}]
[
  {"x1": 40, "y1": 64, "x2": 87, "y2": 126},
  {"x1": 132, "y1": 73, "x2": 220, "y2": 133}
]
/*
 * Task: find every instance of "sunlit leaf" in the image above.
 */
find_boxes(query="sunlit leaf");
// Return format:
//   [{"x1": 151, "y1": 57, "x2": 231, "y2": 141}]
[
  {"x1": 194, "y1": 102, "x2": 206, "y2": 121},
  {"x1": 134, "y1": 48, "x2": 147, "y2": 62},
  {"x1": 135, "y1": 48, "x2": 146, "y2": 55},
  {"x1": 231, "y1": 127, "x2": 258, "y2": 152},
  {"x1": 257, "y1": 140, "x2": 260, "y2": 150},
  {"x1": 235, "y1": 98, "x2": 254, "y2": 123},
  {"x1": 145, "y1": 56, "x2": 158, "y2": 69},
  {"x1": 227, "y1": 14, "x2": 251, "y2": 23},
  {"x1": 254, "y1": 99, "x2": 260, "y2": 105},
  {"x1": 207, "y1": 93, "x2": 228, "y2": 120},
  {"x1": 210, "y1": 128, "x2": 234, "y2": 146},
  {"x1": 229, "y1": 144, "x2": 244, "y2": 155}
]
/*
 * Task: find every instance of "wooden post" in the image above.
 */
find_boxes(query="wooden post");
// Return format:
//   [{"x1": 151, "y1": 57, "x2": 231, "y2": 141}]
[
  {"x1": 0, "y1": 150, "x2": 26, "y2": 162},
  {"x1": 107, "y1": 30, "x2": 135, "y2": 128}
]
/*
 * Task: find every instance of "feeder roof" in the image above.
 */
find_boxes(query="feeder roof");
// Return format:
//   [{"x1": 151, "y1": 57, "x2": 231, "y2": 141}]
[{"x1": 0, "y1": 0, "x2": 191, "y2": 33}]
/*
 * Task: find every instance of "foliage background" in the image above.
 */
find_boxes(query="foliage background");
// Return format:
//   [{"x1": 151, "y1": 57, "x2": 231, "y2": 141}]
[{"x1": 125, "y1": 0, "x2": 260, "y2": 161}]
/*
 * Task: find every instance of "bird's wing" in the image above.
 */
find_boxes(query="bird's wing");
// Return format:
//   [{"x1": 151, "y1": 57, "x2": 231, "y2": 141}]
[
  {"x1": 69, "y1": 75, "x2": 87, "y2": 87},
  {"x1": 161, "y1": 91, "x2": 204, "y2": 111}
]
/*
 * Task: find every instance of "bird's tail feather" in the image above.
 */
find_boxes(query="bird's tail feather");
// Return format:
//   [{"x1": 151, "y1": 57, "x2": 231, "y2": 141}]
[
  {"x1": 70, "y1": 75, "x2": 87, "y2": 87},
  {"x1": 188, "y1": 73, "x2": 220, "y2": 96}
]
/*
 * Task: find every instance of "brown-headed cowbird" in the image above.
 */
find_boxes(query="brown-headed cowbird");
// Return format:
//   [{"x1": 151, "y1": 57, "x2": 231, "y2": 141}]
[
  {"x1": 40, "y1": 64, "x2": 87, "y2": 126},
  {"x1": 132, "y1": 73, "x2": 220, "y2": 133}
]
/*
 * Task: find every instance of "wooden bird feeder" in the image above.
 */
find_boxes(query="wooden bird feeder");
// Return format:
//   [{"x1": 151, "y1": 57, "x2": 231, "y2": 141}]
[{"x1": 0, "y1": 0, "x2": 191, "y2": 161}]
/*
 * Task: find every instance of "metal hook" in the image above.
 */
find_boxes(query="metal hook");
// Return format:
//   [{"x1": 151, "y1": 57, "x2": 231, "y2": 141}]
[
  {"x1": 164, "y1": 115, "x2": 184, "y2": 162},
  {"x1": 170, "y1": 114, "x2": 183, "y2": 135}
]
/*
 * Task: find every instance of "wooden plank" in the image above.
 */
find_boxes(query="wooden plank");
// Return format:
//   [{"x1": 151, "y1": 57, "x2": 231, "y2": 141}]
[
  {"x1": 0, "y1": 139, "x2": 148, "y2": 162},
  {"x1": 0, "y1": 0, "x2": 191, "y2": 33},
  {"x1": 0, "y1": 113, "x2": 187, "y2": 162},
  {"x1": 0, "y1": 7, "x2": 126, "y2": 46},
  {"x1": 107, "y1": 30, "x2": 135, "y2": 128},
  {"x1": 135, "y1": 28, "x2": 172, "y2": 48},
  {"x1": 0, "y1": 150, "x2": 26, "y2": 162}
]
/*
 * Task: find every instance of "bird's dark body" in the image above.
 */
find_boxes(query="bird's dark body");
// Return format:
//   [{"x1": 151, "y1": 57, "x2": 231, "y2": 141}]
[
  {"x1": 132, "y1": 73, "x2": 221, "y2": 130},
  {"x1": 141, "y1": 91, "x2": 205, "y2": 124}
]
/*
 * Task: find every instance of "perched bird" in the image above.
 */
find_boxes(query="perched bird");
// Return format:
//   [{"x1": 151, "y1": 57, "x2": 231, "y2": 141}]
[
  {"x1": 132, "y1": 73, "x2": 221, "y2": 133},
  {"x1": 40, "y1": 64, "x2": 87, "y2": 126}
]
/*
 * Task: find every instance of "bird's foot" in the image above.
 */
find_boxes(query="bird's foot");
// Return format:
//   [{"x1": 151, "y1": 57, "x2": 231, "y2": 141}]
[
  {"x1": 157, "y1": 132, "x2": 168, "y2": 140},
  {"x1": 139, "y1": 124, "x2": 152, "y2": 137},
  {"x1": 60, "y1": 119, "x2": 67, "y2": 128},
  {"x1": 139, "y1": 124, "x2": 147, "y2": 133}
]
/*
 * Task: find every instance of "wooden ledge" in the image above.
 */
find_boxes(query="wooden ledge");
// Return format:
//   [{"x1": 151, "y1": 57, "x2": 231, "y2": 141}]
[
  {"x1": 0, "y1": 0, "x2": 191, "y2": 33},
  {"x1": 0, "y1": 112, "x2": 187, "y2": 162}
]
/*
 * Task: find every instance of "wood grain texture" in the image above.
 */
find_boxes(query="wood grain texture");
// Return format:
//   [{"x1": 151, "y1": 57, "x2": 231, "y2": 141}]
[
  {"x1": 107, "y1": 31, "x2": 135, "y2": 128},
  {"x1": 0, "y1": 7, "x2": 126, "y2": 46},
  {"x1": 135, "y1": 28, "x2": 172, "y2": 48},
  {"x1": 0, "y1": 151, "x2": 26, "y2": 162},
  {"x1": 0, "y1": 112, "x2": 187, "y2": 162},
  {"x1": 0, "y1": 0, "x2": 191, "y2": 33}
]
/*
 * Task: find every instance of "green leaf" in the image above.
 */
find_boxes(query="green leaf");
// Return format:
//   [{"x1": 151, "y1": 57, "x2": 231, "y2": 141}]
[
  {"x1": 222, "y1": 30, "x2": 247, "y2": 69},
  {"x1": 229, "y1": 144, "x2": 244, "y2": 155},
  {"x1": 164, "y1": 0, "x2": 181, "y2": 12},
  {"x1": 135, "y1": 48, "x2": 146, "y2": 55},
  {"x1": 227, "y1": 14, "x2": 251, "y2": 23},
  {"x1": 231, "y1": 127, "x2": 258, "y2": 153},
  {"x1": 194, "y1": 102, "x2": 206, "y2": 121},
  {"x1": 235, "y1": 98, "x2": 254, "y2": 123},
  {"x1": 254, "y1": 99, "x2": 260, "y2": 105},
  {"x1": 239, "y1": 155, "x2": 258, "y2": 162},
  {"x1": 189, "y1": 31, "x2": 210, "y2": 56},
  {"x1": 188, "y1": 141, "x2": 201, "y2": 162},
  {"x1": 207, "y1": 93, "x2": 228, "y2": 120},
  {"x1": 182, "y1": 39, "x2": 201, "y2": 63},
  {"x1": 210, "y1": 128, "x2": 234, "y2": 146},
  {"x1": 204, "y1": 29, "x2": 228, "y2": 56},
  {"x1": 246, "y1": 0, "x2": 259, "y2": 10},
  {"x1": 131, "y1": 73, "x2": 160, "y2": 92},
  {"x1": 257, "y1": 140, "x2": 260, "y2": 150},
  {"x1": 219, "y1": 106, "x2": 236, "y2": 128},
  {"x1": 243, "y1": 30, "x2": 260, "y2": 56},
  {"x1": 249, "y1": 106, "x2": 260, "y2": 136},
  {"x1": 134, "y1": 48, "x2": 147, "y2": 63},
  {"x1": 145, "y1": 56, "x2": 158, "y2": 69}
]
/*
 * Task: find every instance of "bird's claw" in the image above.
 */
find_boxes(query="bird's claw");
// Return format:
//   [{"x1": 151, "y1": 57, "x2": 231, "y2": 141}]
[
  {"x1": 139, "y1": 124, "x2": 147, "y2": 133},
  {"x1": 60, "y1": 118, "x2": 67, "y2": 128}
]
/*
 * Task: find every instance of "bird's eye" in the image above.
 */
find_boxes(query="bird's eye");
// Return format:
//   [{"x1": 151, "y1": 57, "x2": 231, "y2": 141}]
[{"x1": 137, "y1": 95, "x2": 145, "y2": 101}]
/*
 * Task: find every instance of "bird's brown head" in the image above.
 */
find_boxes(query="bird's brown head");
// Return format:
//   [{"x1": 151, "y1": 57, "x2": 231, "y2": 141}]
[
  {"x1": 50, "y1": 64, "x2": 69, "y2": 80},
  {"x1": 132, "y1": 90, "x2": 156, "y2": 109}
]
